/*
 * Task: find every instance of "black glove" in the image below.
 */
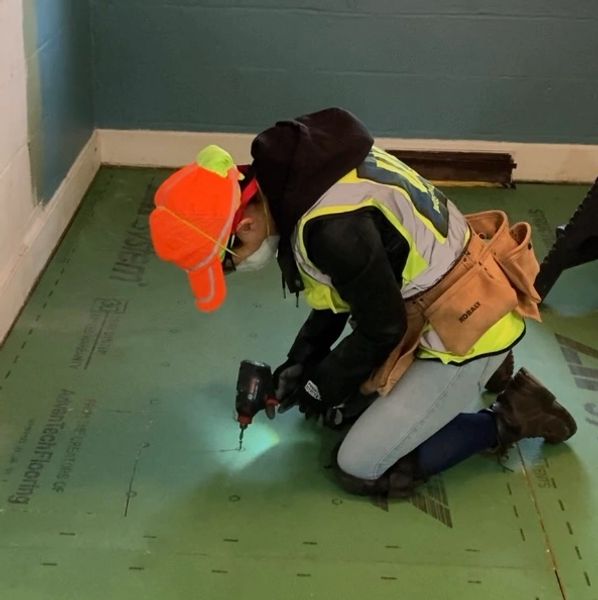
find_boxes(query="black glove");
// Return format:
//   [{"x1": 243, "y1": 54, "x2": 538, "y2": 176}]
[
  {"x1": 321, "y1": 390, "x2": 379, "y2": 429},
  {"x1": 278, "y1": 379, "x2": 327, "y2": 420},
  {"x1": 278, "y1": 378, "x2": 378, "y2": 428},
  {"x1": 273, "y1": 360, "x2": 305, "y2": 402}
]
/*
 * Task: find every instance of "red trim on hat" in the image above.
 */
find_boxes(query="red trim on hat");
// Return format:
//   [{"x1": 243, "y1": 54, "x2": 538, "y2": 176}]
[{"x1": 232, "y1": 177, "x2": 259, "y2": 231}]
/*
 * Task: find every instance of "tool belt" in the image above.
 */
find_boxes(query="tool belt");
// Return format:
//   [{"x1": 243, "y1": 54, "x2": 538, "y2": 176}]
[{"x1": 362, "y1": 210, "x2": 542, "y2": 396}]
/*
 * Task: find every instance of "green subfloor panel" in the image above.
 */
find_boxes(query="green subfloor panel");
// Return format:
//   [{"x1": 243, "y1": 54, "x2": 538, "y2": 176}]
[{"x1": 0, "y1": 169, "x2": 597, "y2": 599}]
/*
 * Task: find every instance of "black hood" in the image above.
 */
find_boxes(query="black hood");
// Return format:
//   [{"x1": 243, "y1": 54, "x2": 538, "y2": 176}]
[
  {"x1": 250, "y1": 107, "x2": 373, "y2": 293},
  {"x1": 251, "y1": 107, "x2": 373, "y2": 241}
]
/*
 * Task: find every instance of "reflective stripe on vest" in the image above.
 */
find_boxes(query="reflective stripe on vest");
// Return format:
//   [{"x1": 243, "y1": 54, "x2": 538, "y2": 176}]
[
  {"x1": 294, "y1": 147, "x2": 470, "y2": 305},
  {"x1": 292, "y1": 147, "x2": 525, "y2": 362}
]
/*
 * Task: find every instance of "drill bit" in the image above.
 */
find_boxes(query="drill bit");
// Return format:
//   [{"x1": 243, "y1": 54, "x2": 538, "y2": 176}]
[{"x1": 238, "y1": 425, "x2": 247, "y2": 451}]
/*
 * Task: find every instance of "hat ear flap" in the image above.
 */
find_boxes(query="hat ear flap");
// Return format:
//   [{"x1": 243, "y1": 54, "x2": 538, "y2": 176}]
[{"x1": 188, "y1": 261, "x2": 227, "y2": 312}]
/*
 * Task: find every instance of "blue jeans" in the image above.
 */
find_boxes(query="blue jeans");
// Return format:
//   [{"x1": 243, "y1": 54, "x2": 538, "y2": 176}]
[{"x1": 337, "y1": 352, "x2": 507, "y2": 480}]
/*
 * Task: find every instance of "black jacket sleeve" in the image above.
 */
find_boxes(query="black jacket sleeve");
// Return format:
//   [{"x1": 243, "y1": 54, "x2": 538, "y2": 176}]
[
  {"x1": 287, "y1": 309, "x2": 349, "y2": 365},
  {"x1": 302, "y1": 210, "x2": 409, "y2": 406}
]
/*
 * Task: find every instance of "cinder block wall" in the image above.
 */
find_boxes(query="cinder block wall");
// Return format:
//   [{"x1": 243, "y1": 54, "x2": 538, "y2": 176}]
[
  {"x1": 25, "y1": 0, "x2": 94, "y2": 203},
  {"x1": 0, "y1": 1, "x2": 95, "y2": 343},
  {"x1": 91, "y1": 0, "x2": 598, "y2": 143}
]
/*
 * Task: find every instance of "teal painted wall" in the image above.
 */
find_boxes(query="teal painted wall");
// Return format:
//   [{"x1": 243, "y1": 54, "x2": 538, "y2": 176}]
[
  {"x1": 25, "y1": 0, "x2": 94, "y2": 203},
  {"x1": 90, "y1": 1, "x2": 598, "y2": 143}
]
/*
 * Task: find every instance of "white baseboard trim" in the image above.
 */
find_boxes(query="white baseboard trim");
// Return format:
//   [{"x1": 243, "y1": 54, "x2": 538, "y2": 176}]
[
  {"x1": 0, "y1": 132, "x2": 100, "y2": 344},
  {"x1": 98, "y1": 128, "x2": 598, "y2": 184},
  {"x1": 98, "y1": 129, "x2": 256, "y2": 169},
  {"x1": 378, "y1": 137, "x2": 598, "y2": 184}
]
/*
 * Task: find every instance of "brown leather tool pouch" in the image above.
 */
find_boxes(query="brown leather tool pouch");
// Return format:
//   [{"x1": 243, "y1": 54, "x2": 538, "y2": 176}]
[
  {"x1": 467, "y1": 211, "x2": 541, "y2": 320},
  {"x1": 422, "y1": 233, "x2": 519, "y2": 356},
  {"x1": 496, "y1": 222, "x2": 541, "y2": 319},
  {"x1": 363, "y1": 232, "x2": 519, "y2": 395}
]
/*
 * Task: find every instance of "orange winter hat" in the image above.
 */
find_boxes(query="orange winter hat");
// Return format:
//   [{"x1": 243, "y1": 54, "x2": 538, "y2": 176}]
[{"x1": 149, "y1": 145, "x2": 241, "y2": 312}]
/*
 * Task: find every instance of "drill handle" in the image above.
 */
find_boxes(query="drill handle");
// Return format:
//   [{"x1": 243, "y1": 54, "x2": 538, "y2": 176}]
[{"x1": 264, "y1": 396, "x2": 279, "y2": 420}]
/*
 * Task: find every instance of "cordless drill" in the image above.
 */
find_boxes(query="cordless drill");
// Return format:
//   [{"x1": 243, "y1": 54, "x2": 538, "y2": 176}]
[{"x1": 235, "y1": 360, "x2": 278, "y2": 449}]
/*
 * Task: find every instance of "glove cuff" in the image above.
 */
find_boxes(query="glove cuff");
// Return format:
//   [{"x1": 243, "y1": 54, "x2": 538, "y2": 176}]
[{"x1": 304, "y1": 380, "x2": 322, "y2": 401}]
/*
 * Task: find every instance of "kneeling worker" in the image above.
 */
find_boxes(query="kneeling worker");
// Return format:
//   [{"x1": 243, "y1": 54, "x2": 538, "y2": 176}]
[{"x1": 149, "y1": 107, "x2": 577, "y2": 497}]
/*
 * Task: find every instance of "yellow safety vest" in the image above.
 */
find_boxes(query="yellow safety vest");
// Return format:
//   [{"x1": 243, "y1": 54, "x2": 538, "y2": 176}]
[{"x1": 292, "y1": 147, "x2": 525, "y2": 364}]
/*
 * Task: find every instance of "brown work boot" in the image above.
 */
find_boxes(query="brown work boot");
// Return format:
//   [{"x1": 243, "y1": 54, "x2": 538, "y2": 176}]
[
  {"x1": 490, "y1": 368, "x2": 577, "y2": 452},
  {"x1": 485, "y1": 351, "x2": 514, "y2": 393}
]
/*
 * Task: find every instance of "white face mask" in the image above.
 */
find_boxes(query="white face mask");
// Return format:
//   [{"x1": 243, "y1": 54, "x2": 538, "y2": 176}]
[{"x1": 236, "y1": 235, "x2": 280, "y2": 272}]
